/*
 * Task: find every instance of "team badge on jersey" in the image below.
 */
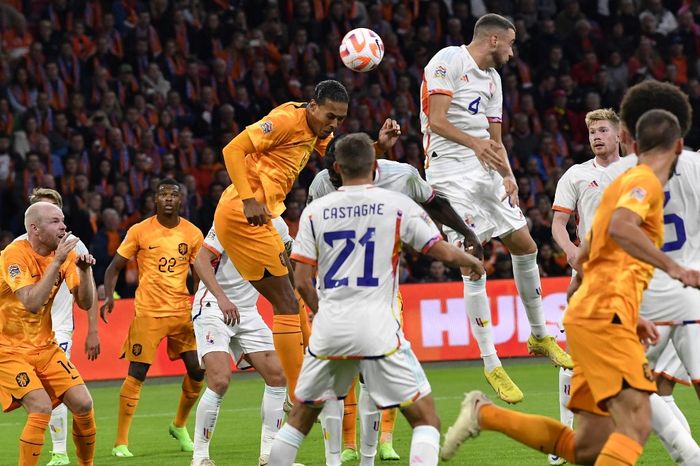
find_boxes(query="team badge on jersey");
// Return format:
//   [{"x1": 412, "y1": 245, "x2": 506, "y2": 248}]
[
  {"x1": 132, "y1": 344, "x2": 142, "y2": 356},
  {"x1": 642, "y1": 362, "x2": 654, "y2": 381},
  {"x1": 260, "y1": 120, "x2": 273, "y2": 134},
  {"x1": 7, "y1": 264, "x2": 20, "y2": 279},
  {"x1": 15, "y1": 372, "x2": 30, "y2": 387},
  {"x1": 629, "y1": 187, "x2": 647, "y2": 202},
  {"x1": 206, "y1": 331, "x2": 215, "y2": 345},
  {"x1": 434, "y1": 65, "x2": 447, "y2": 79},
  {"x1": 178, "y1": 243, "x2": 188, "y2": 255}
]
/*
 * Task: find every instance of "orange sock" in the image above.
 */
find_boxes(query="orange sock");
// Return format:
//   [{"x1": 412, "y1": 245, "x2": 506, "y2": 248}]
[
  {"x1": 380, "y1": 408, "x2": 398, "y2": 443},
  {"x1": 595, "y1": 432, "x2": 643, "y2": 466},
  {"x1": 19, "y1": 412, "x2": 50, "y2": 466},
  {"x1": 272, "y1": 314, "x2": 304, "y2": 396},
  {"x1": 343, "y1": 378, "x2": 358, "y2": 450},
  {"x1": 480, "y1": 404, "x2": 576, "y2": 463},
  {"x1": 173, "y1": 374, "x2": 204, "y2": 427},
  {"x1": 295, "y1": 291, "x2": 311, "y2": 349},
  {"x1": 72, "y1": 409, "x2": 96, "y2": 466},
  {"x1": 115, "y1": 375, "x2": 143, "y2": 446}
]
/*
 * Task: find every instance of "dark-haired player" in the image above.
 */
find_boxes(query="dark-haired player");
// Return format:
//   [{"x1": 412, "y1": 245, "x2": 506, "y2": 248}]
[{"x1": 101, "y1": 179, "x2": 204, "y2": 458}]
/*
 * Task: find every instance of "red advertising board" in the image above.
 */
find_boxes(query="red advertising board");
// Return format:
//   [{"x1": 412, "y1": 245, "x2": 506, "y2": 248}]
[{"x1": 71, "y1": 277, "x2": 571, "y2": 381}]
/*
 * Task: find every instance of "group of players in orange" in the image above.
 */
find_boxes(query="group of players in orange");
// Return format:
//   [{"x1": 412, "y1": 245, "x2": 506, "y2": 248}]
[{"x1": 1, "y1": 12, "x2": 699, "y2": 466}]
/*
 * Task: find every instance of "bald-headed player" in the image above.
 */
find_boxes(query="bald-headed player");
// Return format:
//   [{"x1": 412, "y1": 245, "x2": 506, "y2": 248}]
[{"x1": 1, "y1": 202, "x2": 97, "y2": 465}]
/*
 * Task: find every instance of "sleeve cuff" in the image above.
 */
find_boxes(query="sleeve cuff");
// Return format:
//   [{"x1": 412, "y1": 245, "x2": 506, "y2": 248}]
[
  {"x1": 202, "y1": 242, "x2": 222, "y2": 259},
  {"x1": 552, "y1": 205, "x2": 574, "y2": 214},
  {"x1": 420, "y1": 235, "x2": 442, "y2": 254},
  {"x1": 290, "y1": 253, "x2": 317, "y2": 266},
  {"x1": 487, "y1": 116, "x2": 503, "y2": 123},
  {"x1": 428, "y1": 89, "x2": 454, "y2": 97}
]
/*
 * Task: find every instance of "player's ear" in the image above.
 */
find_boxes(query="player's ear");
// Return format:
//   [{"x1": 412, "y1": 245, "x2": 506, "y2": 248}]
[
  {"x1": 333, "y1": 161, "x2": 342, "y2": 177},
  {"x1": 620, "y1": 126, "x2": 634, "y2": 155},
  {"x1": 632, "y1": 140, "x2": 638, "y2": 156},
  {"x1": 675, "y1": 138, "x2": 683, "y2": 155}
]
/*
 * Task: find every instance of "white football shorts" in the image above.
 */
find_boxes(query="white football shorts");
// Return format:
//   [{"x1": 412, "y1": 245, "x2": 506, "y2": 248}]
[
  {"x1": 295, "y1": 342, "x2": 431, "y2": 409},
  {"x1": 646, "y1": 323, "x2": 700, "y2": 382},
  {"x1": 652, "y1": 341, "x2": 691, "y2": 385},
  {"x1": 54, "y1": 330, "x2": 73, "y2": 359}
]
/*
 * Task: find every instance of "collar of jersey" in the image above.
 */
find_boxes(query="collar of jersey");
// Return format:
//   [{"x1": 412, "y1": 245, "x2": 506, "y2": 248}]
[{"x1": 337, "y1": 184, "x2": 374, "y2": 191}]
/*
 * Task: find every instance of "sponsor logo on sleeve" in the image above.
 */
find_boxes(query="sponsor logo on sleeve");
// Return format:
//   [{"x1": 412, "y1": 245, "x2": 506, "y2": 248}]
[
  {"x1": 260, "y1": 120, "x2": 273, "y2": 134},
  {"x1": 434, "y1": 65, "x2": 447, "y2": 79},
  {"x1": 630, "y1": 187, "x2": 647, "y2": 202},
  {"x1": 8, "y1": 264, "x2": 20, "y2": 279}
]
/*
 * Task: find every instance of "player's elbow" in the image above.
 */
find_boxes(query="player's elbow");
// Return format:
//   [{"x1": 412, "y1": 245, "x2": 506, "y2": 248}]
[
  {"x1": 608, "y1": 217, "x2": 629, "y2": 245},
  {"x1": 428, "y1": 114, "x2": 446, "y2": 135}
]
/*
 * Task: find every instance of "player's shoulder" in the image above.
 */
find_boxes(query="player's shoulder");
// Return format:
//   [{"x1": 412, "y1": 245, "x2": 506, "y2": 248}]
[
  {"x1": 310, "y1": 169, "x2": 331, "y2": 188},
  {"x1": 1, "y1": 238, "x2": 31, "y2": 257},
  {"x1": 428, "y1": 46, "x2": 464, "y2": 64},
  {"x1": 562, "y1": 158, "x2": 596, "y2": 177},
  {"x1": 676, "y1": 150, "x2": 700, "y2": 171},
  {"x1": 372, "y1": 186, "x2": 417, "y2": 206},
  {"x1": 127, "y1": 216, "x2": 153, "y2": 234},
  {"x1": 269, "y1": 101, "x2": 306, "y2": 121},
  {"x1": 177, "y1": 217, "x2": 203, "y2": 237}
]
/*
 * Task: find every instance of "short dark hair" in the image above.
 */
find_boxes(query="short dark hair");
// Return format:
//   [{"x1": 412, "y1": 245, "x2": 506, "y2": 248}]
[
  {"x1": 474, "y1": 13, "x2": 515, "y2": 37},
  {"x1": 324, "y1": 135, "x2": 344, "y2": 188},
  {"x1": 635, "y1": 109, "x2": 681, "y2": 154},
  {"x1": 157, "y1": 178, "x2": 180, "y2": 190},
  {"x1": 313, "y1": 80, "x2": 349, "y2": 105},
  {"x1": 334, "y1": 133, "x2": 375, "y2": 181},
  {"x1": 620, "y1": 81, "x2": 692, "y2": 137}
]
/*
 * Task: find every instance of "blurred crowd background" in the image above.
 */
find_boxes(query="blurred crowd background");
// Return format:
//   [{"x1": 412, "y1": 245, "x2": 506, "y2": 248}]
[{"x1": 0, "y1": 0, "x2": 698, "y2": 294}]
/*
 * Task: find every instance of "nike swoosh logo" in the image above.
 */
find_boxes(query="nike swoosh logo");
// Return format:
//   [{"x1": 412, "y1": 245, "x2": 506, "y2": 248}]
[
  {"x1": 87, "y1": 441, "x2": 95, "y2": 446},
  {"x1": 71, "y1": 375, "x2": 79, "y2": 380},
  {"x1": 127, "y1": 403, "x2": 136, "y2": 408},
  {"x1": 31, "y1": 274, "x2": 39, "y2": 278},
  {"x1": 149, "y1": 246, "x2": 159, "y2": 249},
  {"x1": 33, "y1": 453, "x2": 40, "y2": 456}
]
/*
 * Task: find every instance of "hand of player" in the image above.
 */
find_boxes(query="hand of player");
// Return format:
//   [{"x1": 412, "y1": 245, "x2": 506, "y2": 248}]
[
  {"x1": 76, "y1": 253, "x2": 96, "y2": 270},
  {"x1": 217, "y1": 296, "x2": 240, "y2": 326},
  {"x1": 462, "y1": 232, "x2": 484, "y2": 260},
  {"x1": 243, "y1": 198, "x2": 271, "y2": 226},
  {"x1": 377, "y1": 119, "x2": 401, "y2": 153},
  {"x1": 472, "y1": 138, "x2": 506, "y2": 171},
  {"x1": 566, "y1": 273, "x2": 582, "y2": 302},
  {"x1": 100, "y1": 296, "x2": 114, "y2": 323},
  {"x1": 85, "y1": 330, "x2": 100, "y2": 361},
  {"x1": 636, "y1": 317, "x2": 659, "y2": 348},
  {"x1": 566, "y1": 247, "x2": 580, "y2": 270},
  {"x1": 55, "y1": 233, "x2": 79, "y2": 264},
  {"x1": 501, "y1": 175, "x2": 519, "y2": 208},
  {"x1": 462, "y1": 254, "x2": 485, "y2": 281},
  {"x1": 667, "y1": 264, "x2": 700, "y2": 288}
]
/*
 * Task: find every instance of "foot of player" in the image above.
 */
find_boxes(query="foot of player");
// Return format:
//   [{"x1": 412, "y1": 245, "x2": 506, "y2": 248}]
[
  {"x1": 46, "y1": 451, "x2": 70, "y2": 465},
  {"x1": 441, "y1": 391, "x2": 491, "y2": 461},
  {"x1": 169, "y1": 422, "x2": 194, "y2": 452},
  {"x1": 527, "y1": 335, "x2": 573, "y2": 369},
  {"x1": 484, "y1": 366, "x2": 524, "y2": 404}
]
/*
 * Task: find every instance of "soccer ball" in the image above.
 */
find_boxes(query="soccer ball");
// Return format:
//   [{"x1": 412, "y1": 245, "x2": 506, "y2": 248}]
[{"x1": 339, "y1": 28, "x2": 384, "y2": 72}]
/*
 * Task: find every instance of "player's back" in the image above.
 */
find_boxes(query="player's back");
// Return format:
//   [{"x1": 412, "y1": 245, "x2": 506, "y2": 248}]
[
  {"x1": 567, "y1": 164, "x2": 664, "y2": 324},
  {"x1": 293, "y1": 185, "x2": 440, "y2": 358},
  {"x1": 118, "y1": 216, "x2": 203, "y2": 317}
]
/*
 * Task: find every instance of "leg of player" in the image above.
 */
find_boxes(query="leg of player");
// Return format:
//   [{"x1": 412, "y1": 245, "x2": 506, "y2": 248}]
[
  {"x1": 113, "y1": 362, "x2": 150, "y2": 457},
  {"x1": 269, "y1": 403, "x2": 323, "y2": 465},
  {"x1": 339, "y1": 378, "x2": 358, "y2": 461},
  {"x1": 378, "y1": 408, "x2": 400, "y2": 461},
  {"x1": 19, "y1": 390, "x2": 53, "y2": 466},
  {"x1": 548, "y1": 367, "x2": 573, "y2": 466},
  {"x1": 649, "y1": 392, "x2": 700, "y2": 464},
  {"x1": 61, "y1": 385, "x2": 96, "y2": 466},
  {"x1": 250, "y1": 275, "x2": 303, "y2": 398},
  {"x1": 48, "y1": 403, "x2": 69, "y2": 465},
  {"x1": 192, "y1": 351, "x2": 229, "y2": 466},
  {"x1": 172, "y1": 351, "x2": 205, "y2": 453},
  {"x1": 399, "y1": 395, "x2": 441, "y2": 466},
  {"x1": 598, "y1": 388, "x2": 653, "y2": 465},
  {"x1": 320, "y1": 399, "x2": 344, "y2": 466},
  {"x1": 245, "y1": 350, "x2": 288, "y2": 466},
  {"x1": 500, "y1": 228, "x2": 572, "y2": 369},
  {"x1": 358, "y1": 382, "x2": 380, "y2": 466}
]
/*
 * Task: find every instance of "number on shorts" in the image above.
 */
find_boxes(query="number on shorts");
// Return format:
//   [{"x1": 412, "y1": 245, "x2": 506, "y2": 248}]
[
  {"x1": 662, "y1": 191, "x2": 686, "y2": 252},
  {"x1": 468, "y1": 97, "x2": 481, "y2": 115},
  {"x1": 323, "y1": 228, "x2": 378, "y2": 288},
  {"x1": 57, "y1": 359, "x2": 75, "y2": 375}
]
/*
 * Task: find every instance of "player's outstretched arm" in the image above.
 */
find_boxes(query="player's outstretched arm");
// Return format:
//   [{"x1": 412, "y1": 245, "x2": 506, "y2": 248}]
[
  {"x1": 374, "y1": 118, "x2": 401, "y2": 155},
  {"x1": 425, "y1": 241, "x2": 484, "y2": 280},
  {"x1": 73, "y1": 253, "x2": 96, "y2": 311},
  {"x1": 84, "y1": 282, "x2": 101, "y2": 360},
  {"x1": 421, "y1": 194, "x2": 483, "y2": 259},
  {"x1": 293, "y1": 262, "x2": 318, "y2": 315},
  {"x1": 552, "y1": 211, "x2": 578, "y2": 268},
  {"x1": 100, "y1": 253, "x2": 129, "y2": 323},
  {"x1": 193, "y1": 247, "x2": 240, "y2": 325}
]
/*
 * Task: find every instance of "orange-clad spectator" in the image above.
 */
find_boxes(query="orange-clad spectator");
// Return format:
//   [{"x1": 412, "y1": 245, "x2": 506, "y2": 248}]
[
  {"x1": 102, "y1": 12, "x2": 124, "y2": 59},
  {"x1": 23, "y1": 42, "x2": 46, "y2": 87},
  {"x1": 0, "y1": 99, "x2": 15, "y2": 135},
  {"x1": 132, "y1": 10, "x2": 162, "y2": 57},
  {"x1": 362, "y1": 83, "x2": 392, "y2": 126},
  {"x1": 159, "y1": 39, "x2": 187, "y2": 80},
  {"x1": 172, "y1": 9, "x2": 193, "y2": 57},
  {"x1": 192, "y1": 146, "x2": 224, "y2": 197},
  {"x1": 70, "y1": 21, "x2": 96, "y2": 61},
  {"x1": 83, "y1": 0, "x2": 103, "y2": 31},
  {"x1": 2, "y1": 18, "x2": 32, "y2": 58},
  {"x1": 209, "y1": 59, "x2": 236, "y2": 105},
  {"x1": 43, "y1": 62, "x2": 68, "y2": 111},
  {"x1": 155, "y1": 109, "x2": 179, "y2": 151},
  {"x1": 57, "y1": 42, "x2": 82, "y2": 90},
  {"x1": 7, "y1": 67, "x2": 37, "y2": 114},
  {"x1": 173, "y1": 128, "x2": 198, "y2": 175}
]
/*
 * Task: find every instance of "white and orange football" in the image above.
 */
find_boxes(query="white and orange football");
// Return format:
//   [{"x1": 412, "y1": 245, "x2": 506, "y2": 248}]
[{"x1": 339, "y1": 28, "x2": 384, "y2": 72}]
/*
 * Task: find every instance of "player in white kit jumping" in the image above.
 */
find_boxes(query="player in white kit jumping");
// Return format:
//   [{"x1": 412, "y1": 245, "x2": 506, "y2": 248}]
[
  {"x1": 267, "y1": 134, "x2": 484, "y2": 466},
  {"x1": 190, "y1": 218, "x2": 301, "y2": 466},
  {"x1": 14, "y1": 188, "x2": 101, "y2": 466},
  {"x1": 420, "y1": 13, "x2": 571, "y2": 404},
  {"x1": 550, "y1": 108, "x2": 622, "y2": 466}
]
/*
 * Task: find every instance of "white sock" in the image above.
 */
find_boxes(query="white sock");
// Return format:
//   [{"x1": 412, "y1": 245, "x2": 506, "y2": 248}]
[
  {"x1": 650, "y1": 393, "x2": 700, "y2": 463},
  {"x1": 319, "y1": 399, "x2": 343, "y2": 466},
  {"x1": 358, "y1": 383, "x2": 380, "y2": 466},
  {"x1": 269, "y1": 424, "x2": 305, "y2": 465},
  {"x1": 661, "y1": 394, "x2": 691, "y2": 433},
  {"x1": 558, "y1": 368, "x2": 574, "y2": 428},
  {"x1": 511, "y1": 252, "x2": 547, "y2": 338},
  {"x1": 261, "y1": 385, "x2": 287, "y2": 457},
  {"x1": 49, "y1": 403, "x2": 68, "y2": 454},
  {"x1": 409, "y1": 425, "x2": 440, "y2": 466},
  {"x1": 463, "y1": 276, "x2": 501, "y2": 371},
  {"x1": 193, "y1": 388, "x2": 223, "y2": 461}
]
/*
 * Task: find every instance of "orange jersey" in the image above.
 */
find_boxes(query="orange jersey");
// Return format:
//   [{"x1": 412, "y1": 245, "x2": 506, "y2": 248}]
[
  {"x1": 117, "y1": 216, "x2": 203, "y2": 317},
  {"x1": 221, "y1": 102, "x2": 332, "y2": 216},
  {"x1": 0, "y1": 240, "x2": 79, "y2": 350},
  {"x1": 566, "y1": 164, "x2": 664, "y2": 325}
]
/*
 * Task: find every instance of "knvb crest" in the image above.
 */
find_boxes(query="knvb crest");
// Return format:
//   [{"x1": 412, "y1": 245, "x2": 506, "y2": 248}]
[
  {"x1": 178, "y1": 243, "x2": 188, "y2": 255},
  {"x1": 16, "y1": 372, "x2": 30, "y2": 387},
  {"x1": 132, "y1": 344, "x2": 142, "y2": 356}
]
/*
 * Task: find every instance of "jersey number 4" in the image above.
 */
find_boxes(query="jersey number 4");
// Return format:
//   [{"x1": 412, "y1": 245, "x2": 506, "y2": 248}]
[
  {"x1": 468, "y1": 97, "x2": 481, "y2": 115},
  {"x1": 662, "y1": 191, "x2": 686, "y2": 252},
  {"x1": 323, "y1": 228, "x2": 379, "y2": 289}
]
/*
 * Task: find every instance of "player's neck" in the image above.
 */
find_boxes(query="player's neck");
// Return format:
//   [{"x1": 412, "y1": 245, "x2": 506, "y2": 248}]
[
  {"x1": 27, "y1": 235, "x2": 53, "y2": 256},
  {"x1": 156, "y1": 213, "x2": 180, "y2": 228},
  {"x1": 341, "y1": 176, "x2": 373, "y2": 187},
  {"x1": 466, "y1": 43, "x2": 494, "y2": 70},
  {"x1": 638, "y1": 153, "x2": 674, "y2": 186},
  {"x1": 594, "y1": 152, "x2": 620, "y2": 168}
]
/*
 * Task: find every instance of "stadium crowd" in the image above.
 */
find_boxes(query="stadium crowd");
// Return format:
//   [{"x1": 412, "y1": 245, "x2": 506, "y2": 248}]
[{"x1": 0, "y1": 0, "x2": 698, "y2": 290}]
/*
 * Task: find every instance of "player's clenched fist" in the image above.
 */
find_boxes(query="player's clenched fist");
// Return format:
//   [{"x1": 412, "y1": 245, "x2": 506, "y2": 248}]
[
  {"x1": 242, "y1": 198, "x2": 271, "y2": 226},
  {"x1": 76, "y1": 253, "x2": 96, "y2": 269},
  {"x1": 55, "y1": 232, "x2": 80, "y2": 264}
]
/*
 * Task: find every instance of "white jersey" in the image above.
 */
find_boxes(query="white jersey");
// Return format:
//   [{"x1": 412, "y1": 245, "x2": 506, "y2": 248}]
[
  {"x1": 307, "y1": 159, "x2": 435, "y2": 205},
  {"x1": 599, "y1": 150, "x2": 700, "y2": 289},
  {"x1": 192, "y1": 217, "x2": 292, "y2": 314},
  {"x1": 291, "y1": 185, "x2": 441, "y2": 358},
  {"x1": 553, "y1": 158, "x2": 618, "y2": 241},
  {"x1": 13, "y1": 233, "x2": 88, "y2": 334},
  {"x1": 420, "y1": 45, "x2": 503, "y2": 170}
]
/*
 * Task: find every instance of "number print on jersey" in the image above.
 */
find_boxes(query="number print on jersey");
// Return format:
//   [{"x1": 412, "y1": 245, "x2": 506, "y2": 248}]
[
  {"x1": 323, "y1": 228, "x2": 378, "y2": 289},
  {"x1": 158, "y1": 257, "x2": 177, "y2": 273},
  {"x1": 662, "y1": 191, "x2": 686, "y2": 252},
  {"x1": 468, "y1": 96, "x2": 481, "y2": 115}
]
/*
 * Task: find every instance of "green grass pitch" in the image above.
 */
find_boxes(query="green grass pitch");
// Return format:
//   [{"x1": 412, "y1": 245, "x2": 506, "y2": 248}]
[{"x1": 1, "y1": 360, "x2": 697, "y2": 465}]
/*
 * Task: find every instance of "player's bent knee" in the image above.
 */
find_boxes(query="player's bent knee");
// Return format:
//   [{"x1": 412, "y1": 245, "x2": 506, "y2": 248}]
[{"x1": 206, "y1": 375, "x2": 230, "y2": 396}]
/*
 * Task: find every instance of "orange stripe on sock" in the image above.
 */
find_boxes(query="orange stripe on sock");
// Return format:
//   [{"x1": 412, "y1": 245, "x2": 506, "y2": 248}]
[
  {"x1": 115, "y1": 376, "x2": 143, "y2": 446},
  {"x1": 594, "y1": 432, "x2": 643, "y2": 466}
]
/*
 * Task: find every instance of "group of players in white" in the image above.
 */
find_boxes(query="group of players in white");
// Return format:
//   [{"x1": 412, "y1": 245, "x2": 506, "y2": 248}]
[{"x1": 34, "y1": 12, "x2": 700, "y2": 466}]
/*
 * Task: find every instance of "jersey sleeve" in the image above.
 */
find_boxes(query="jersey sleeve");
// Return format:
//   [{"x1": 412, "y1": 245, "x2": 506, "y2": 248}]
[
  {"x1": 399, "y1": 199, "x2": 442, "y2": 254},
  {"x1": 307, "y1": 170, "x2": 334, "y2": 204},
  {"x1": 202, "y1": 227, "x2": 225, "y2": 258},
  {"x1": 485, "y1": 71, "x2": 503, "y2": 122},
  {"x1": 116, "y1": 224, "x2": 141, "y2": 259},
  {"x1": 290, "y1": 207, "x2": 318, "y2": 266},
  {"x1": 614, "y1": 169, "x2": 663, "y2": 221},
  {"x1": 422, "y1": 48, "x2": 461, "y2": 97},
  {"x1": 246, "y1": 106, "x2": 297, "y2": 154},
  {"x1": 552, "y1": 168, "x2": 577, "y2": 214},
  {"x1": 405, "y1": 165, "x2": 436, "y2": 203},
  {"x1": 1, "y1": 245, "x2": 39, "y2": 292}
]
